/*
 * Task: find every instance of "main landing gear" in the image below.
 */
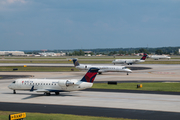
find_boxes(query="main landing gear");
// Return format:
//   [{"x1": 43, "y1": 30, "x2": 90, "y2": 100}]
[
  {"x1": 127, "y1": 73, "x2": 129, "y2": 75},
  {"x1": 13, "y1": 90, "x2": 16, "y2": 94},
  {"x1": 44, "y1": 92, "x2": 51, "y2": 96},
  {"x1": 44, "y1": 92, "x2": 60, "y2": 96}
]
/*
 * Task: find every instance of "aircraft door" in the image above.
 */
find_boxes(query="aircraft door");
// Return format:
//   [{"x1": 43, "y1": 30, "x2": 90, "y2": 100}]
[{"x1": 15, "y1": 80, "x2": 21, "y2": 89}]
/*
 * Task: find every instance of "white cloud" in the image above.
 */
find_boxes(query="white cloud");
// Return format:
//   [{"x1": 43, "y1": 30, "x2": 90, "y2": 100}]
[
  {"x1": 0, "y1": 0, "x2": 26, "y2": 5},
  {"x1": 0, "y1": 0, "x2": 27, "y2": 11}
]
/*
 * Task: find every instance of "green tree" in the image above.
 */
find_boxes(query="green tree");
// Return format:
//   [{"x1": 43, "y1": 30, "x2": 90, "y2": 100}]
[
  {"x1": 155, "y1": 49, "x2": 163, "y2": 55},
  {"x1": 118, "y1": 50, "x2": 126, "y2": 54},
  {"x1": 138, "y1": 48, "x2": 149, "y2": 54},
  {"x1": 174, "y1": 51, "x2": 179, "y2": 55}
]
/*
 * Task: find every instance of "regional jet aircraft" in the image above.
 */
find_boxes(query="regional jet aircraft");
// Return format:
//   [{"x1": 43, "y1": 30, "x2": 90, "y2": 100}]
[
  {"x1": 148, "y1": 55, "x2": 171, "y2": 60},
  {"x1": 72, "y1": 59, "x2": 132, "y2": 75},
  {"x1": 8, "y1": 68, "x2": 99, "y2": 96},
  {"x1": 112, "y1": 53, "x2": 148, "y2": 65}
]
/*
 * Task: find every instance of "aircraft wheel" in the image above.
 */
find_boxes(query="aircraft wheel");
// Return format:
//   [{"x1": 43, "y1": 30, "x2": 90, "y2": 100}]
[
  {"x1": 127, "y1": 73, "x2": 129, "y2": 75},
  {"x1": 98, "y1": 72, "x2": 102, "y2": 74},
  {"x1": 55, "y1": 92, "x2": 59, "y2": 95},
  {"x1": 13, "y1": 90, "x2": 16, "y2": 94},
  {"x1": 44, "y1": 92, "x2": 51, "y2": 96}
]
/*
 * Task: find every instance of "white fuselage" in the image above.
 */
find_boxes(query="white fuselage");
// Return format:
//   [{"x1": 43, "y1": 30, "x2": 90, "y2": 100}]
[
  {"x1": 149, "y1": 55, "x2": 171, "y2": 60},
  {"x1": 8, "y1": 79, "x2": 93, "y2": 92},
  {"x1": 112, "y1": 59, "x2": 145, "y2": 65},
  {"x1": 76, "y1": 65, "x2": 132, "y2": 73}
]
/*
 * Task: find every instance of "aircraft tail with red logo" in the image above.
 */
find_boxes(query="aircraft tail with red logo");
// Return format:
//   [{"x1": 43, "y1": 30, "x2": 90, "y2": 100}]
[
  {"x1": 80, "y1": 68, "x2": 99, "y2": 83},
  {"x1": 140, "y1": 53, "x2": 148, "y2": 60}
]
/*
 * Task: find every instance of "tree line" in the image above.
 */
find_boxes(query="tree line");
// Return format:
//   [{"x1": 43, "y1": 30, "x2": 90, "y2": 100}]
[{"x1": 25, "y1": 47, "x2": 180, "y2": 56}]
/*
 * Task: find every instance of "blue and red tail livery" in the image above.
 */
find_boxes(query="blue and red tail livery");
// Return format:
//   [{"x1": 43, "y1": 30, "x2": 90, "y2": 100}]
[
  {"x1": 73, "y1": 59, "x2": 80, "y2": 67},
  {"x1": 80, "y1": 68, "x2": 99, "y2": 83},
  {"x1": 141, "y1": 53, "x2": 148, "y2": 60}
]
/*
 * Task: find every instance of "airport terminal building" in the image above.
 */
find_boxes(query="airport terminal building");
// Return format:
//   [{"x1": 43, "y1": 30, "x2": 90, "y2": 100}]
[{"x1": 0, "y1": 51, "x2": 25, "y2": 56}]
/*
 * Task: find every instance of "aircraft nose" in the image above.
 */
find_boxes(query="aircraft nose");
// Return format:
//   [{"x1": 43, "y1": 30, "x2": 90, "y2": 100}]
[
  {"x1": 8, "y1": 84, "x2": 12, "y2": 89},
  {"x1": 127, "y1": 69, "x2": 132, "y2": 73}
]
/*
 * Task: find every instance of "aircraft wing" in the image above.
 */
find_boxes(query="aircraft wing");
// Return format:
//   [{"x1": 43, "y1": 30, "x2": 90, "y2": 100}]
[
  {"x1": 35, "y1": 89, "x2": 66, "y2": 92},
  {"x1": 35, "y1": 89, "x2": 49, "y2": 92},
  {"x1": 98, "y1": 70, "x2": 106, "y2": 72}
]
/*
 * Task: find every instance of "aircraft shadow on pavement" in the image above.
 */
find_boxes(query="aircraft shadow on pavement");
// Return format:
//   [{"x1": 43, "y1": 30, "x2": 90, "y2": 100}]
[{"x1": 2, "y1": 92, "x2": 76, "y2": 100}]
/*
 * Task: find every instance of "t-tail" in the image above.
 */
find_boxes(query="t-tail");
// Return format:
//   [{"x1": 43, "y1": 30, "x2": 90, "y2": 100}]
[
  {"x1": 140, "y1": 53, "x2": 148, "y2": 60},
  {"x1": 72, "y1": 59, "x2": 80, "y2": 67},
  {"x1": 80, "y1": 68, "x2": 99, "y2": 83}
]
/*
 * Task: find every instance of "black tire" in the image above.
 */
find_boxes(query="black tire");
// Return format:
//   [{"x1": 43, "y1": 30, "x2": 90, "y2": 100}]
[
  {"x1": 55, "y1": 92, "x2": 59, "y2": 95},
  {"x1": 44, "y1": 92, "x2": 51, "y2": 96}
]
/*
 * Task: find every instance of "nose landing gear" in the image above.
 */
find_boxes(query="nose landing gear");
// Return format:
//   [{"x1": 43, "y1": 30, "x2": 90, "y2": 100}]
[{"x1": 13, "y1": 90, "x2": 16, "y2": 94}]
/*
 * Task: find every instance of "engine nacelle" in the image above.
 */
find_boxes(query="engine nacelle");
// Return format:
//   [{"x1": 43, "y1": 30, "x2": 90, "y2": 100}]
[{"x1": 58, "y1": 80, "x2": 74, "y2": 87}]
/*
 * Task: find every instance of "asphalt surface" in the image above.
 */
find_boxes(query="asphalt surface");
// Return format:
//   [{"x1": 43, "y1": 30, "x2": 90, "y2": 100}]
[
  {"x1": 1, "y1": 102, "x2": 180, "y2": 120},
  {"x1": 0, "y1": 75, "x2": 33, "y2": 79},
  {"x1": 83, "y1": 88, "x2": 180, "y2": 95},
  {"x1": 1, "y1": 64, "x2": 180, "y2": 120}
]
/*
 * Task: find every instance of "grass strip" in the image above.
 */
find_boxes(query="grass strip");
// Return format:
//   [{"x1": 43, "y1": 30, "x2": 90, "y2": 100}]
[
  {"x1": 0, "y1": 60, "x2": 180, "y2": 64},
  {"x1": 142, "y1": 61, "x2": 180, "y2": 64},
  {"x1": 0, "y1": 66, "x2": 79, "y2": 72},
  {"x1": 0, "y1": 111, "x2": 135, "y2": 120},
  {"x1": 92, "y1": 82, "x2": 180, "y2": 92},
  {"x1": 0, "y1": 60, "x2": 112, "y2": 64}
]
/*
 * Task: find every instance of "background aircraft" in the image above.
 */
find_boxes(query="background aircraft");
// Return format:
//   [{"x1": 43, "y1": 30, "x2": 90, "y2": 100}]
[
  {"x1": 72, "y1": 59, "x2": 132, "y2": 75},
  {"x1": 148, "y1": 55, "x2": 171, "y2": 60},
  {"x1": 112, "y1": 53, "x2": 148, "y2": 65},
  {"x1": 8, "y1": 68, "x2": 99, "y2": 96}
]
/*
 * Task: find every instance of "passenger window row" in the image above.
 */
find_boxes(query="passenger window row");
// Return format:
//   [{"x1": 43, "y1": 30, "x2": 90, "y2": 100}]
[{"x1": 22, "y1": 83, "x2": 57, "y2": 86}]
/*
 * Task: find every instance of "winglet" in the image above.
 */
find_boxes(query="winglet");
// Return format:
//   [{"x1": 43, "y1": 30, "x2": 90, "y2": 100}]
[
  {"x1": 140, "y1": 53, "x2": 148, "y2": 60},
  {"x1": 72, "y1": 59, "x2": 80, "y2": 67},
  {"x1": 80, "y1": 68, "x2": 99, "y2": 83},
  {"x1": 30, "y1": 86, "x2": 34, "y2": 92}
]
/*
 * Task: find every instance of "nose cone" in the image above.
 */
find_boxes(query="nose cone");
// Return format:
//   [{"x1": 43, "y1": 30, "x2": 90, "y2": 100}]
[
  {"x1": 8, "y1": 84, "x2": 12, "y2": 89},
  {"x1": 126, "y1": 69, "x2": 132, "y2": 73}
]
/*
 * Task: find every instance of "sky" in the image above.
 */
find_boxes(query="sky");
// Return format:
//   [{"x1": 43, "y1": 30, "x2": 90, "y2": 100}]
[{"x1": 0, "y1": 0, "x2": 180, "y2": 50}]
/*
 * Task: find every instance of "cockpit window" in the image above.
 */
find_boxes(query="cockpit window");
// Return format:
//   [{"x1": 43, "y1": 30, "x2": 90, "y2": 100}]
[
  {"x1": 12, "y1": 81, "x2": 16, "y2": 83},
  {"x1": 122, "y1": 67, "x2": 127, "y2": 69}
]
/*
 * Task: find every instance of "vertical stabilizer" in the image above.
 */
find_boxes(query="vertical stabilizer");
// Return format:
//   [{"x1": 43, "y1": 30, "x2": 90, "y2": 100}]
[
  {"x1": 80, "y1": 68, "x2": 99, "y2": 83},
  {"x1": 72, "y1": 59, "x2": 80, "y2": 67},
  {"x1": 140, "y1": 53, "x2": 148, "y2": 60}
]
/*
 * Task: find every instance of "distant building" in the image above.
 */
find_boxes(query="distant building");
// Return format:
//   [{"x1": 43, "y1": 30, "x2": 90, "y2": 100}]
[
  {"x1": 85, "y1": 54, "x2": 91, "y2": 56},
  {"x1": 84, "y1": 51, "x2": 92, "y2": 54},
  {"x1": 39, "y1": 52, "x2": 66, "y2": 57},
  {"x1": 0, "y1": 51, "x2": 25, "y2": 56},
  {"x1": 179, "y1": 49, "x2": 180, "y2": 54}
]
